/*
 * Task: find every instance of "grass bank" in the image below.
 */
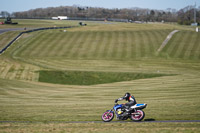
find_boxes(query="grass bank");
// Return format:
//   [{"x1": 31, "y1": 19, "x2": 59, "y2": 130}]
[
  {"x1": 38, "y1": 70, "x2": 171, "y2": 85},
  {"x1": 0, "y1": 20, "x2": 200, "y2": 132}
]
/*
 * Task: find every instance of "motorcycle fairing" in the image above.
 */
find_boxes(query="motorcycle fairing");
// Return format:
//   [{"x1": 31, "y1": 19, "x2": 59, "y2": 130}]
[
  {"x1": 130, "y1": 103, "x2": 147, "y2": 110},
  {"x1": 113, "y1": 104, "x2": 123, "y2": 111}
]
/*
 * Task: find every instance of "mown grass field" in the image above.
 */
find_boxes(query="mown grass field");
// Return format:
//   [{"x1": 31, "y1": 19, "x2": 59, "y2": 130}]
[
  {"x1": 0, "y1": 20, "x2": 200, "y2": 132},
  {"x1": 161, "y1": 30, "x2": 200, "y2": 60},
  {"x1": 13, "y1": 29, "x2": 170, "y2": 59},
  {"x1": 0, "y1": 31, "x2": 21, "y2": 50},
  {"x1": 0, "y1": 19, "x2": 83, "y2": 29}
]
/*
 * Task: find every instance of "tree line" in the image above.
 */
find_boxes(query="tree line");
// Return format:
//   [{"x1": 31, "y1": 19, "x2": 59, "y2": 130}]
[{"x1": 1, "y1": 5, "x2": 200, "y2": 25}]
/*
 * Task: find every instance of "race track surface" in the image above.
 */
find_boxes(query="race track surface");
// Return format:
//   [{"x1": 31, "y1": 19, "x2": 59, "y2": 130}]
[
  {"x1": 0, "y1": 120, "x2": 200, "y2": 123},
  {"x1": 0, "y1": 28, "x2": 34, "y2": 34},
  {"x1": 0, "y1": 28, "x2": 23, "y2": 34}
]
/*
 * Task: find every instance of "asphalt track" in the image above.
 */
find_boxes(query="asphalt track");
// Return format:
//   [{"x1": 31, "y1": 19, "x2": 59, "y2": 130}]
[
  {"x1": 0, "y1": 28, "x2": 34, "y2": 34},
  {"x1": 0, "y1": 28, "x2": 23, "y2": 34},
  {"x1": 0, "y1": 120, "x2": 200, "y2": 124}
]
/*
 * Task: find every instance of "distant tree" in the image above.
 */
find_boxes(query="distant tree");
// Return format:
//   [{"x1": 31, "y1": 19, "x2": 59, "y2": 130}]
[
  {"x1": 150, "y1": 10, "x2": 155, "y2": 21},
  {"x1": 1, "y1": 11, "x2": 10, "y2": 18},
  {"x1": 177, "y1": 5, "x2": 199, "y2": 25},
  {"x1": 10, "y1": 5, "x2": 198, "y2": 25}
]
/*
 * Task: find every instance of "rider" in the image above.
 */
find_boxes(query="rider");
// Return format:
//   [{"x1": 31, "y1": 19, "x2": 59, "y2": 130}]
[{"x1": 115, "y1": 92, "x2": 137, "y2": 116}]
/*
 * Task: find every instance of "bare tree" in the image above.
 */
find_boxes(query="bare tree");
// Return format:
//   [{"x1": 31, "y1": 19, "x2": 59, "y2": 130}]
[{"x1": 11, "y1": 5, "x2": 198, "y2": 24}]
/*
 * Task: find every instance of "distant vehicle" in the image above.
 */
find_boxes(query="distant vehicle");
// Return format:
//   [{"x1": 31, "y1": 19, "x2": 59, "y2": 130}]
[
  {"x1": 191, "y1": 23, "x2": 198, "y2": 26},
  {"x1": 52, "y1": 16, "x2": 68, "y2": 20},
  {"x1": 101, "y1": 101, "x2": 147, "y2": 122},
  {"x1": 4, "y1": 17, "x2": 18, "y2": 25},
  {"x1": 4, "y1": 17, "x2": 12, "y2": 24},
  {"x1": 79, "y1": 22, "x2": 87, "y2": 26},
  {"x1": 134, "y1": 21, "x2": 143, "y2": 24},
  {"x1": 52, "y1": 17, "x2": 58, "y2": 20},
  {"x1": 129, "y1": 20, "x2": 144, "y2": 24}
]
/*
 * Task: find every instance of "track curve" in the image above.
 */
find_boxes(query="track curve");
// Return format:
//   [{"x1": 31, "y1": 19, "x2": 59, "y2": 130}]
[{"x1": 0, "y1": 28, "x2": 26, "y2": 34}]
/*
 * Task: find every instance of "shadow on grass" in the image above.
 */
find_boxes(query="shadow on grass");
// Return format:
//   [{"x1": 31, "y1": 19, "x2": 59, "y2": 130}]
[
  {"x1": 38, "y1": 70, "x2": 174, "y2": 85},
  {"x1": 144, "y1": 118, "x2": 156, "y2": 121}
]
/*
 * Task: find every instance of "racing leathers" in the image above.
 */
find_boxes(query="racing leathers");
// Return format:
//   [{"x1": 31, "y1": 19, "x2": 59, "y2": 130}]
[
  {"x1": 116, "y1": 95, "x2": 137, "y2": 108},
  {"x1": 115, "y1": 95, "x2": 137, "y2": 117}
]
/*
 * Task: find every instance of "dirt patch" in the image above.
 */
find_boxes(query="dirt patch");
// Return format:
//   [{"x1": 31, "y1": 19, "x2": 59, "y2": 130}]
[{"x1": 157, "y1": 30, "x2": 179, "y2": 52}]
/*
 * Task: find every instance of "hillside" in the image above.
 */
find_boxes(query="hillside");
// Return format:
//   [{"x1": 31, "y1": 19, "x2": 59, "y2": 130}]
[{"x1": 0, "y1": 20, "x2": 200, "y2": 132}]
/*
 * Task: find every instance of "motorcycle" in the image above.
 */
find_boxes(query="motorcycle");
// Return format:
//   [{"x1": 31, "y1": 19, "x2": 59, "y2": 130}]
[{"x1": 101, "y1": 102, "x2": 147, "y2": 122}]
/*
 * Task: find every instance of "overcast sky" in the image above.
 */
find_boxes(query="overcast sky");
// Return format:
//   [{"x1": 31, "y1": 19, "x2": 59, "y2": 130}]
[{"x1": 1, "y1": 0, "x2": 199, "y2": 13}]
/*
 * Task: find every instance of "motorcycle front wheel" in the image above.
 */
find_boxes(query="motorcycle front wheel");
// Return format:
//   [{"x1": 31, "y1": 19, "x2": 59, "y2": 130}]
[
  {"x1": 101, "y1": 111, "x2": 114, "y2": 122},
  {"x1": 130, "y1": 110, "x2": 145, "y2": 121}
]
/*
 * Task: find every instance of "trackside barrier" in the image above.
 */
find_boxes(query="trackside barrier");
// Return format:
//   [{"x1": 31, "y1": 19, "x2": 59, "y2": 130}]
[{"x1": 0, "y1": 26, "x2": 75, "y2": 54}]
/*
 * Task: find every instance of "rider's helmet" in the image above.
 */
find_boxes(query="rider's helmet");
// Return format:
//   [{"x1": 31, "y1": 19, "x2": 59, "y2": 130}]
[{"x1": 124, "y1": 92, "x2": 131, "y2": 100}]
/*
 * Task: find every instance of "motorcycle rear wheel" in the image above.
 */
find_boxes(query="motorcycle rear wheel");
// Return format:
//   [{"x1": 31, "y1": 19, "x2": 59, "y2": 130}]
[
  {"x1": 101, "y1": 111, "x2": 114, "y2": 122},
  {"x1": 130, "y1": 110, "x2": 145, "y2": 121}
]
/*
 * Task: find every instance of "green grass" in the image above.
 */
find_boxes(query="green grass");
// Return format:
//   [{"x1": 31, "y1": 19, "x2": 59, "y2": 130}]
[
  {"x1": 0, "y1": 31, "x2": 20, "y2": 50},
  {"x1": 38, "y1": 70, "x2": 171, "y2": 85},
  {"x1": 7, "y1": 24, "x2": 199, "y2": 62},
  {"x1": 0, "y1": 122, "x2": 200, "y2": 133},
  {"x1": 0, "y1": 19, "x2": 84, "y2": 29},
  {"x1": 0, "y1": 71, "x2": 200, "y2": 122},
  {"x1": 160, "y1": 31, "x2": 200, "y2": 60},
  {"x1": 11, "y1": 29, "x2": 171, "y2": 60},
  {"x1": 0, "y1": 20, "x2": 200, "y2": 132}
]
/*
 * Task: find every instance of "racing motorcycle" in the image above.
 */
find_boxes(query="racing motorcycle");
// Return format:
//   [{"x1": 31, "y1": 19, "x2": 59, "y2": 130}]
[{"x1": 101, "y1": 102, "x2": 147, "y2": 122}]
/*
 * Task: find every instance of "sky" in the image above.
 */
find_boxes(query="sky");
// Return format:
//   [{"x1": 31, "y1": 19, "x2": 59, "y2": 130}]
[{"x1": 1, "y1": 0, "x2": 200, "y2": 13}]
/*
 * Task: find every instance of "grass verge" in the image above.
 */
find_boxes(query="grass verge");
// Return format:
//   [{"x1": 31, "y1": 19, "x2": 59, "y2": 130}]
[
  {"x1": 38, "y1": 70, "x2": 172, "y2": 85},
  {"x1": 0, "y1": 122, "x2": 200, "y2": 133}
]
